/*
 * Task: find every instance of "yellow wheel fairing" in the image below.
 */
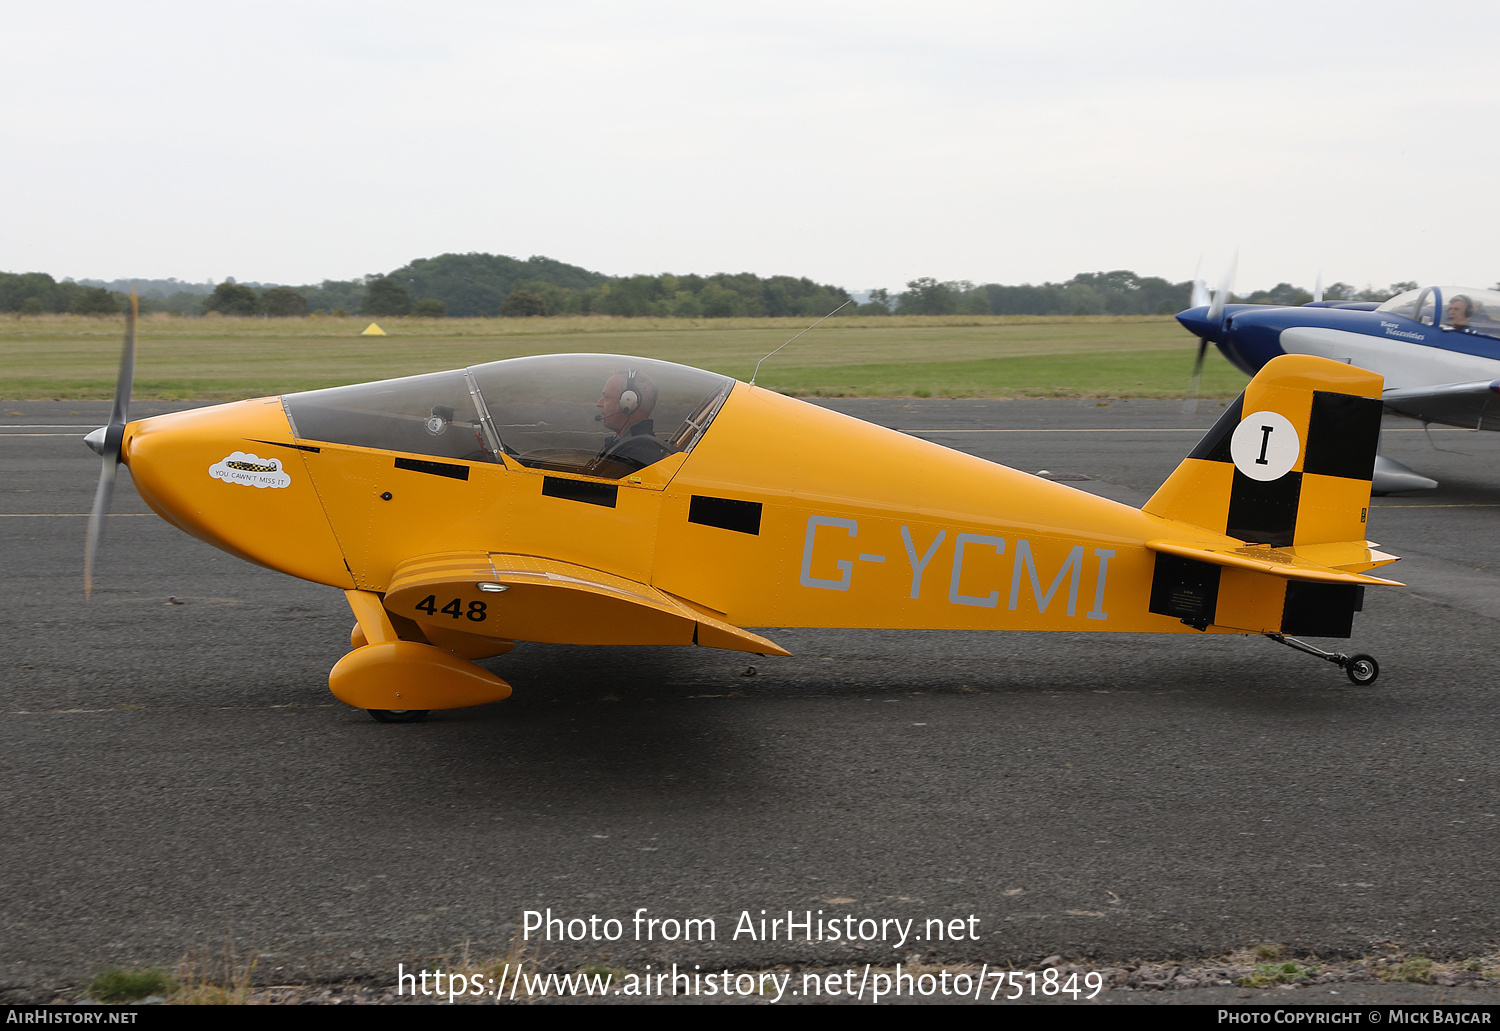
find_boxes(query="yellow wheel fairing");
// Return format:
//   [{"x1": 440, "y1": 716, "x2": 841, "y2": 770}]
[{"x1": 329, "y1": 641, "x2": 512, "y2": 711}]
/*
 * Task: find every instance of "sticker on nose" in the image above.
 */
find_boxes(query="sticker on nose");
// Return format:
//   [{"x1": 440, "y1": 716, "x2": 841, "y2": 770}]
[
  {"x1": 210, "y1": 451, "x2": 292, "y2": 489},
  {"x1": 1230, "y1": 412, "x2": 1300, "y2": 481}
]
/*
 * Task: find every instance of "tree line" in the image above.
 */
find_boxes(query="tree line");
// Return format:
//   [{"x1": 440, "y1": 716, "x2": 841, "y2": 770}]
[
  {"x1": 883, "y1": 271, "x2": 1189, "y2": 316},
  {"x1": 0, "y1": 254, "x2": 1452, "y2": 320},
  {"x1": 0, "y1": 273, "x2": 132, "y2": 315}
]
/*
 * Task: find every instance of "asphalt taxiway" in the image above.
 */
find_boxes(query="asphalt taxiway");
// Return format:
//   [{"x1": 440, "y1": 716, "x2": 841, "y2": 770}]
[{"x1": 2, "y1": 398, "x2": 1497, "y2": 1000}]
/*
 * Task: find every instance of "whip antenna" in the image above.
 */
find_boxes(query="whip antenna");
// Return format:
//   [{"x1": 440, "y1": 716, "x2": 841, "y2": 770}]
[{"x1": 750, "y1": 299, "x2": 852, "y2": 385}]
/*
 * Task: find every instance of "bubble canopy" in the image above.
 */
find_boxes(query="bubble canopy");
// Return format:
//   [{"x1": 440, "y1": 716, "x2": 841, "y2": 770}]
[
  {"x1": 1377, "y1": 286, "x2": 1500, "y2": 339},
  {"x1": 281, "y1": 354, "x2": 735, "y2": 479}
]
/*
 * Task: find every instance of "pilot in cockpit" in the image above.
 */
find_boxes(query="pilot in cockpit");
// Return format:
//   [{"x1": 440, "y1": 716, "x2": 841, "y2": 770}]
[
  {"x1": 1446, "y1": 295, "x2": 1476, "y2": 331},
  {"x1": 594, "y1": 369, "x2": 674, "y2": 471}
]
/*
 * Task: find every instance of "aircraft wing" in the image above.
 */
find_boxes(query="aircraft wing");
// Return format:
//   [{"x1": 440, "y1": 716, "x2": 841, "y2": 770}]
[
  {"x1": 384, "y1": 552, "x2": 790, "y2": 655},
  {"x1": 1381, "y1": 380, "x2": 1500, "y2": 430}
]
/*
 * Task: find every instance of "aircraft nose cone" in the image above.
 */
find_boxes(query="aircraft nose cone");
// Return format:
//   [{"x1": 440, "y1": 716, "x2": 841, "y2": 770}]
[
  {"x1": 84, "y1": 426, "x2": 107, "y2": 456},
  {"x1": 1176, "y1": 305, "x2": 1220, "y2": 341}
]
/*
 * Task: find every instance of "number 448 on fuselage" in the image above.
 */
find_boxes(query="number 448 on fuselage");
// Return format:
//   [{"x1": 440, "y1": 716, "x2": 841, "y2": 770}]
[{"x1": 88, "y1": 337, "x2": 1401, "y2": 720}]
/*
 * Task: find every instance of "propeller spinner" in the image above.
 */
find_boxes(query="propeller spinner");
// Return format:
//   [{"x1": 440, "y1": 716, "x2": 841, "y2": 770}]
[{"x1": 84, "y1": 289, "x2": 137, "y2": 599}]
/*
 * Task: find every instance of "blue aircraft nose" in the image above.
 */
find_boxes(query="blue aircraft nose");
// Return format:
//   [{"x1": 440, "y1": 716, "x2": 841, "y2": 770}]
[{"x1": 1176, "y1": 305, "x2": 1220, "y2": 341}]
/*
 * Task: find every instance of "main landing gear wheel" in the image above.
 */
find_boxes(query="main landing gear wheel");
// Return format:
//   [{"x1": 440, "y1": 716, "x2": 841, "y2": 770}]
[
  {"x1": 367, "y1": 709, "x2": 431, "y2": 724},
  {"x1": 1344, "y1": 654, "x2": 1379, "y2": 686}
]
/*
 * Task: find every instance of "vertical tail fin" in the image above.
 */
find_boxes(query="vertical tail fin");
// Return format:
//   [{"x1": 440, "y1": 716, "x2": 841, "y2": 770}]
[{"x1": 1145, "y1": 354, "x2": 1384, "y2": 546}]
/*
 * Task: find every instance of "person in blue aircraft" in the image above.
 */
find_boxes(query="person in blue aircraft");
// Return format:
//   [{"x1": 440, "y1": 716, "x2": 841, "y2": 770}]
[
  {"x1": 594, "y1": 368, "x2": 673, "y2": 472},
  {"x1": 1446, "y1": 294, "x2": 1476, "y2": 331}
]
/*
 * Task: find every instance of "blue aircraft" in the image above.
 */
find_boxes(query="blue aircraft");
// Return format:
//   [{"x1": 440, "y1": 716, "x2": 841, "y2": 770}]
[{"x1": 1178, "y1": 282, "x2": 1500, "y2": 492}]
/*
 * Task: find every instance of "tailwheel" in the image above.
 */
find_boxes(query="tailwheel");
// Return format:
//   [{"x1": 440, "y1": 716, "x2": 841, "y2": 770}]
[
  {"x1": 367, "y1": 709, "x2": 431, "y2": 724},
  {"x1": 1263, "y1": 632, "x2": 1380, "y2": 685},
  {"x1": 1344, "y1": 654, "x2": 1379, "y2": 686}
]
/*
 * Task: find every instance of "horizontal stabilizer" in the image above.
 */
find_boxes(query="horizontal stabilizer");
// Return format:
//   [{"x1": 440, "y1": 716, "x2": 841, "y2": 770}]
[
  {"x1": 383, "y1": 551, "x2": 789, "y2": 655},
  {"x1": 1382, "y1": 380, "x2": 1500, "y2": 431},
  {"x1": 1147, "y1": 539, "x2": 1403, "y2": 586}
]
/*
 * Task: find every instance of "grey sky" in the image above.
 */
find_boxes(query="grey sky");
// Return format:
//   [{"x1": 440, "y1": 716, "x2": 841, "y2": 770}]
[{"x1": 4, "y1": 0, "x2": 1496, "y2": 294}]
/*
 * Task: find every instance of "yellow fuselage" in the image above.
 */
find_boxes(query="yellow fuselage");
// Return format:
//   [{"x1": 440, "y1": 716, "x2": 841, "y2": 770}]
[{"x1": 123, "y1": 382, "x2": 1276, "y2": 640}]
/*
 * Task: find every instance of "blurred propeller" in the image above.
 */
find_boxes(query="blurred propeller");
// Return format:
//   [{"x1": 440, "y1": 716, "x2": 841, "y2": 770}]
[
  {"x1": 1183, "y1": 337, "x2": 1210, "y2": 414},
  {"x1": 84, "y1": 289, "x2": 137, "y2": 599},
  {"x1": 1189, "y1": 258, "x2": 1210, "y2": 309},
  {"x1": 1313, "y1": 271, "x2": 1324, "y2": 304},
  {"x1": 1206, "y1": 251, "x2": 1237, "y2": 322},
  {"x1": 1184, "y1": 254, "x2": 1236, "y2": 413}
]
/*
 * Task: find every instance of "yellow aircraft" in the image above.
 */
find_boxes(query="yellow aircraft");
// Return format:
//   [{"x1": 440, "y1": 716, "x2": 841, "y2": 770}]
[{"x1": 85, "y1": 304, "x2": 1401, "y2": 722}]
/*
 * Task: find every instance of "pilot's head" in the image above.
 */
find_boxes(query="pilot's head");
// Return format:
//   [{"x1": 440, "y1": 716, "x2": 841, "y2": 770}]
[
  {"x1": 1448, "y1": 295, "x2": 1475, "y2": 327},
  {"x1": 596, "y1": 369, "x2": 659, "y2": 433}
]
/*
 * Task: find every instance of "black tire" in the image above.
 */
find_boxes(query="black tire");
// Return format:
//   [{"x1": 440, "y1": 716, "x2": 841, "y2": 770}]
[
  {"x1": 368, "y1": 709, "x2": 431, "y2": 724},
  {"x1": 1345, "y1": 655, "x2": 1379, "y2": 685}
]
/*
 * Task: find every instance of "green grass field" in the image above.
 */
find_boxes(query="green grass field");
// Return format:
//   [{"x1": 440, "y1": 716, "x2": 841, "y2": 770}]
[{"x1": 0, "y1": 313, "x2": 1249, "y2": 400}]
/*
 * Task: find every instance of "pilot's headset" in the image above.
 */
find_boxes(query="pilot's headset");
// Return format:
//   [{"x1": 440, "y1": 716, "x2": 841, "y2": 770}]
[{"x1": 618, "y1": 369, "x2": 641, "y2": 415}]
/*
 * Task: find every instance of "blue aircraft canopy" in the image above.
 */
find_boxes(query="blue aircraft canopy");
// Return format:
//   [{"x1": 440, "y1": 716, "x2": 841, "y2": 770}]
[{"x1": 1378, "y1": 287, "x2": 1500, "y2": 339}]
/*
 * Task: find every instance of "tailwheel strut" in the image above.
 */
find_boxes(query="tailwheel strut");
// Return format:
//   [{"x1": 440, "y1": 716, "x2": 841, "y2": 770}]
[{"x1": 1263, "y1": 632, "x2": 1379, "y2": 685}]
